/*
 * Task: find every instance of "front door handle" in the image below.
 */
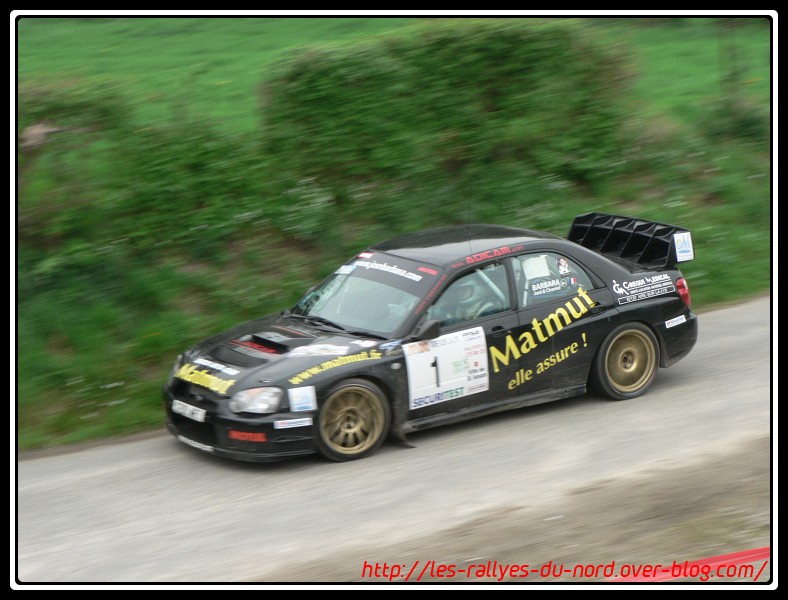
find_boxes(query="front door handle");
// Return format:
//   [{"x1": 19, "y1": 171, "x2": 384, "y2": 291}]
[{"x1": 490, "y1": 325, "x2": 510, "y2": 337}]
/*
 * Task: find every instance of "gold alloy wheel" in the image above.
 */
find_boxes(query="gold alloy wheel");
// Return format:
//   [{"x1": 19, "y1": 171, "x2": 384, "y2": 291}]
[
  {"x1": 319, "y1": 384, "x2": 387, "y2": 457},
  {"x1": 604, "y1": 329, "x2": 657, "y2": 395}
]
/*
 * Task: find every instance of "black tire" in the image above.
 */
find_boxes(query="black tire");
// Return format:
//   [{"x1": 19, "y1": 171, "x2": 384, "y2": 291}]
[
  {"x1": 316, "y1": 379, "x2": 391, "y2": 461},
  {"x1": 592, "y1": 323, "x2": 660, "y2": 400}
]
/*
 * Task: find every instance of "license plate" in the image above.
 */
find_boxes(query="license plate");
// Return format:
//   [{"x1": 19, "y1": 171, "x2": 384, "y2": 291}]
[{"x1": 172, "y1": 399, "x2": 206, "y2": 422}]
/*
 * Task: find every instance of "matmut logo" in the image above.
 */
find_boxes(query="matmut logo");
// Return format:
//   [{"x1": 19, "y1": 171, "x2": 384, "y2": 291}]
[
  {"x1": 176, "y1": 363, "x2": 236, "y2": 394},
  {"x1": 488, "y1": 288, "x2": 596, "y2": 373}
]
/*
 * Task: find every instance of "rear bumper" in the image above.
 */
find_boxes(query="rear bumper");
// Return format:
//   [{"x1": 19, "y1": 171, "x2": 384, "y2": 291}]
[{"x1": 658, "y1": 309, "x2": 698, "y2": 368}]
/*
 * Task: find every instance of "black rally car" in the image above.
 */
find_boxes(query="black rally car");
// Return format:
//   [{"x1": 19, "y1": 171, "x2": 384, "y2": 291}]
[{"x1": 163, "y1": 213, "x2": 698, "y2": 462}]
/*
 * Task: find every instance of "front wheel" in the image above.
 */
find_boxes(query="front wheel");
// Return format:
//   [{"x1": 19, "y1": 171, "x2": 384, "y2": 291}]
[
  {"x1": 316, "y1": 379, "x2": 391, "y2": 461},
  {"x1": 591, "y1": 323, "x2": 660, "y2": 400}
]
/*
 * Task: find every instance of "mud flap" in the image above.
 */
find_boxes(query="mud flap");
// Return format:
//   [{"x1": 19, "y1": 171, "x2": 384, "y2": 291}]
[{"x1": 390, "y1": 425, "x2": 416, "y2": 448}]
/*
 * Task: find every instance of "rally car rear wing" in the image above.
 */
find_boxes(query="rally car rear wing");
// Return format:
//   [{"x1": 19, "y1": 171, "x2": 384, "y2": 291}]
[{"x1": 567, "y1": 212, "x2": 694, "y2": 269}]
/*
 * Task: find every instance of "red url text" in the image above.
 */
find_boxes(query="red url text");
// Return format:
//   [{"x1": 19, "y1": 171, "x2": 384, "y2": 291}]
[{"x1": 361, "y1": 552, "x2": 769, "y2": 583}]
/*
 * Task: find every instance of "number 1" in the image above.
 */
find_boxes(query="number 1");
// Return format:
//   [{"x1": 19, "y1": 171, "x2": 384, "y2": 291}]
[{"x1": 431, "y1": 356, "x2": 440, "y2": 388}]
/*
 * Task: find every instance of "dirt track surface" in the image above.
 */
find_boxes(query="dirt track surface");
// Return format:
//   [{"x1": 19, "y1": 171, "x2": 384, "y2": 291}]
[{"x1": 262, "y1": 435, "x2": 771, "y2": 585}]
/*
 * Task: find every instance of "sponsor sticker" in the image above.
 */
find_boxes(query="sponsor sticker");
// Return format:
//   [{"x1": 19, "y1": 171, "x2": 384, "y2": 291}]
[
  {"x1": 274, "y1": 418, "x2": 313, "y2": 429},
  {"x1": 288, "y1": 386, "x2": 317, "y2": 411},
  {"x1": 177, "y1": 435, "x2": 214, "y2": 453},
  {"x1": 350, "y1": 340, "x2": 378, "y2": 348},
  {"x1": 531, "y1": 278, "x2": 564, "y2": 296},
  {"x1": 674, "y1": 231, "x2": 695, "y2": 262},
  {"x1": 379, "y1": 339, "x2": 404, "y2": 354},
  {"x1": 175, "y1": 363, "x2": 236, "y2": 394},
  {"x1": 489, "y1": 288, "x2": 597, "y2": 374},
  {"x1": 194, "y1": 357, "x2": 239, "y2": 376},
  {"x1": 618, "y1": 285, "x2": 675, "y2": 305},
  {"x1": 404, "y1": 326, "x2": 489, "y2": 410},
  {"x1": 665, "y1": 315, "x2": 687, "y2": 329},
  {"x1": 354, "y1": 259, "x2": 423, "y2": 282},
  {"x1": 228, "y1": 430, "x2": 267, "y2": 442},
  {"x1": 612, "y1": 275, "x2": 675, "y2": 306},
  {"x1": 462, "y1": 245, "x2": 513, "y2": 265},
  {"x1": 336, "y1": 264, "x2": 356, "y2": 275},
  {"x1": 288, "y1": 349, "x2": 382, "y2": 385},
  {"x1": 289, "y1": 345, "x2": 350, "y2": 357}
]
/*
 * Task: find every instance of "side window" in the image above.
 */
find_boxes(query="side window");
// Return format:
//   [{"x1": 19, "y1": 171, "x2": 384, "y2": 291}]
[
  {"x1": 518, "y1": 252, "x2": 594, "y2": 308},
  {"x1": 426, "y1": 262, "x2": 510, "y2": 327}
]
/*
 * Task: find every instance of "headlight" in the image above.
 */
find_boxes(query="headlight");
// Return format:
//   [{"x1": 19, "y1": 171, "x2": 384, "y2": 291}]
[{"x1": 229, "y1": 387, "x2": 283, "y2": 414}]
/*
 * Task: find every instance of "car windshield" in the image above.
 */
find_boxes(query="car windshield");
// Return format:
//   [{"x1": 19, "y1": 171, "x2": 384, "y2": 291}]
[{"x1": 291, "y1": 252, "x2": 443, "y2": 337}]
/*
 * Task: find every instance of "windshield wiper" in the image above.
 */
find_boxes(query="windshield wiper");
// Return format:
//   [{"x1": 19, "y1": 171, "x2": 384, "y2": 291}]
[
  {"x1": 307, "y1": 316, "x2": 346, "y2": 330},
  {"x1": 286, "y1": 313, "x2": 346, "y2": 331},
  {"x1": 284, "y1": 313, "x2": 385, "y2": 338},
  {"x1": 345, "y1": 330, "x2": 387, "y2": 340}
]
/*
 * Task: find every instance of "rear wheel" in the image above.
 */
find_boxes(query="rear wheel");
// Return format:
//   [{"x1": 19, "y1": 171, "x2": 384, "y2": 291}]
[
  {"x1": 592, "y1": 323, "x2": 659, "y2": 400},
  {"x1": 316, "y1": 379, "x2": 391, "y2": 461}
]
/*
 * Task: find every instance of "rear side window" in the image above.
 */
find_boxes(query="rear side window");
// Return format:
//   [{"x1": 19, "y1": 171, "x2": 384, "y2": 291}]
[{"x1": 514, "y1": 252, "x2": 594, "y2": 308}]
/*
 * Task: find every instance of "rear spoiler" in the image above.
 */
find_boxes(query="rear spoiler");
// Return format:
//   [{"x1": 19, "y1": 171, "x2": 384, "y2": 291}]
[{"x1": 567, "y1": 212, "x2": 694, "y2": 268}]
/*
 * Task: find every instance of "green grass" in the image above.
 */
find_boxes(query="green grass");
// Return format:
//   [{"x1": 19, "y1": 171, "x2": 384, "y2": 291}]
[
  {"x1": 596, "y1": 18, "x2": 771, "y2": 122},
  {"x1": 17, "y1": 17, "x2": 417, "y2": 131},
  {"x1": 17, "y1": 17, "x2": 772, "y2": 132},
  {"x1": 16, "y1": 17, "x2": 772, "y2": 451}
]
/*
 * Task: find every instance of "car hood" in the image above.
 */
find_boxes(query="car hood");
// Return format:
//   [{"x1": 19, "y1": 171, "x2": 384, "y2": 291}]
[{"x1": 182, "y1": 314, "x2": 384, "y2": 393}]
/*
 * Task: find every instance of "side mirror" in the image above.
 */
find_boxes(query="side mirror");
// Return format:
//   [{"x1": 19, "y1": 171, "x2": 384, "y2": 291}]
[{"x1": 412, "y1": 319, "x2": 441, "y2": 341}]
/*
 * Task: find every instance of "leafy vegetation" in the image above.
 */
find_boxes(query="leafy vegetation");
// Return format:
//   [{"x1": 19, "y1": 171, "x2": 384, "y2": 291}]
[{"x1": 16, "y1": 17, "x2": 771, "y2": 449}]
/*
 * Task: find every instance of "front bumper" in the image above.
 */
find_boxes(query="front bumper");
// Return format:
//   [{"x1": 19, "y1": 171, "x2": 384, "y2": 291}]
[{"x1": 163, "y1": 388, "x2": 317, "y2": 462}]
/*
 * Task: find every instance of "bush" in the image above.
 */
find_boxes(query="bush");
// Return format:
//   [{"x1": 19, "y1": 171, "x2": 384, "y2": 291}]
[
  {"x1": 701, "y1": 94, "x2": 770, "y2": 143},
  {"x1": 261, "y1": 18, "x2": 634, "y2": 218}
]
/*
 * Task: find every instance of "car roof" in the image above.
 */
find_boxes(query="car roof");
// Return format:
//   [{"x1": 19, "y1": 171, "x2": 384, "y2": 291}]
[{"x1": 371, "y1": 224, "x2": 560, "y2": 267}]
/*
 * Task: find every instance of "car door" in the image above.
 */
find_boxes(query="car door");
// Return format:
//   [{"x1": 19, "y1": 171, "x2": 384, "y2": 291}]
[
  {"x1": 494, "y1": 252, "x2": 614, "y2": 395},
  {"x1": 403, "y1": 260, "x2": 519, "y2": 419}
]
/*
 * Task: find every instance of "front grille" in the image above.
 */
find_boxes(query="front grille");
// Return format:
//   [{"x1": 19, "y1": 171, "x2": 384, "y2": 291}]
[
  {"x1": 168, "y1": 381, "x2": 220, "y2": 446},
  {"x1": 172, "y1": 380, "x2": 222, "y2": 406},
  {"x1": 171, "y1": 414, "x2": 216, "y2": 445}
]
